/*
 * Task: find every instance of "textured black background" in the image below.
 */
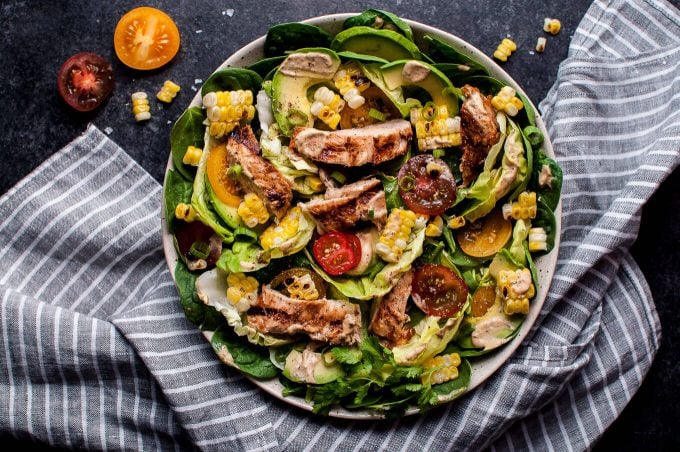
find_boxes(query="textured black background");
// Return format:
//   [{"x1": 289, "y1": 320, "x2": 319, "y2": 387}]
[{"x1": 1, "y1": 0, "x2": 678, "y2": 450}]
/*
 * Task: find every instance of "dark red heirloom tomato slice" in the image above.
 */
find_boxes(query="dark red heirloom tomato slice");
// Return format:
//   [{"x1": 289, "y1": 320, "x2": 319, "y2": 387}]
[
  {"x1": 174, "y1": 221, "x2": 220, "y2": 267},
  {"x1": 57, "y1": 52, "x2": 114, "y2": 112},
  {"x1": 412, "y1": 264, "x2": 468, "y2": 318},
  {"x1": 398, "y1": 154, "x2": 457, "y2": 216},
  {"x1": 313, "y1": 231, "x2": 361, "y2": 276}
]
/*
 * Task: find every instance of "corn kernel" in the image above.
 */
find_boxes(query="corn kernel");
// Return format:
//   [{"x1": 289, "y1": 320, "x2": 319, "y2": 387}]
[
  {"x1": 425, "y1": 216, "x2": 444, "y2": 237},
  {"x1": 237, "y1": 193, "x2": 269, "y2": 228},
  {"x1": 333, "y1": 63, "x2": 370, "y2": 109},
  {"x1": 498, "y1": 268, "x2": 535, "y2": 315},
  {"x1": 544, "y1": 18, "x2": 562, "y2": 35},
  {"x1": 493, "y1": 38, "x2": 517, "y2": 62},
  {"x1": 536, "y1": 37, "x2": 547, "y2": 53},
  {"x1": 310, "y1": 86, "x2": 344, "y2": 129},
  {"x1": 284, "y1": 273, "x2": 320, "y2": 300},
  {"x1": 226, "y1": 272, "x2": 259, "y2": 313},
  {"x1": 131, "y1": 92, "x2": 151, "y2": 122},
  {"x1": 203, "y1": 90, "x2": 255, "y2": 138},
  {"x1": 175, "y1": 203, "x2": 196, "y2": 222},
  {"x1": 376, "y1": 209, "x2": 420, "y2": 263},
  {"x1": 491, "y1": 86, "x2": 524, "y2": 117},
  {"x1": 502, "y1": 191, "x2": 537, "y2": 220},
  {"x1": 260, "y1": 207, "x2": 302, "y2": 251},
  {"x1": 156, "y1": 80, "x2": 181, "y2": 103},
  {"x1": 410, "y1": 103, "x2": 462, "y2": 151},
  {"x1": 447, "y1": 216, "x2": 466, "y2": 229},
  {"x1": 421, "y1": 353, "x2": 461, "y2": 385},
  {"x1": 182, "y1": 145, "x2": 203, "y2": 166},
  {"x1": 528, "y1": 227, "x2": 548, "y2": 252}
]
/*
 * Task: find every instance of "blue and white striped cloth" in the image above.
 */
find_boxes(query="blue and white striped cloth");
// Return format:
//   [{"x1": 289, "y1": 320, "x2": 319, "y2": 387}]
[{"x1": 1, "y1": 0, "x2": 678, "y2": 450}]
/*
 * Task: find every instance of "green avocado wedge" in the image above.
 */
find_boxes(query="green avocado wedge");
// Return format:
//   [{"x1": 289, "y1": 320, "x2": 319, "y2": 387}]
[
  {"x1": 331, "y1": 26, "x2": 420, "y2": 62},
  {"x1": 271, "y1": 48, "x2": 341, "y2": 136}
]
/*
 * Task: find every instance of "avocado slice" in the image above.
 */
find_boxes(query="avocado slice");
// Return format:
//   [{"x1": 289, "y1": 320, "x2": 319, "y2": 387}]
[
  {"x1": 205, "y1": 179, "x2": 241, "y2": 229},
  {"x1": 381, "y1": 60, "x2": 460, "y2": 117},
  {"x1": 331, "y1": 26, "x2": 420, "y2": 61},
  {"x1": 271, "y1": 48, "x2": 341, "y2": 136},
  {"x1": 283, "y1": 349, "x2": 344, "y2": 384}
]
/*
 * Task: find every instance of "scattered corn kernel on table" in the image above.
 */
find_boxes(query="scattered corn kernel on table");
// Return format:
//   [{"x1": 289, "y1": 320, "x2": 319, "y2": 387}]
[{"x1": 1, "y1": 0, "x2": 678, "y2": 450}]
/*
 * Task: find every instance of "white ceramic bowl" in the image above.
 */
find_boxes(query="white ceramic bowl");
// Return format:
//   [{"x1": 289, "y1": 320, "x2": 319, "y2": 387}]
[{"x1": 161, "y1": 13, "x2": 561, "y2": 419}]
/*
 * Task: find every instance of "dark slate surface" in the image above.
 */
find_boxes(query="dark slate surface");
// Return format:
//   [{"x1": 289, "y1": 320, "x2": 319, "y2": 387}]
[{"x1": 0, "y1": 1, "x2": 677, "y2": 449}]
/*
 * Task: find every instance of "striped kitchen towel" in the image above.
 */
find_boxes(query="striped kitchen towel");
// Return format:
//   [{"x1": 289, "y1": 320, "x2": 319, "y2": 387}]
[{"x1": 1, "y1": 0, "x2": 678, "y2": 450}]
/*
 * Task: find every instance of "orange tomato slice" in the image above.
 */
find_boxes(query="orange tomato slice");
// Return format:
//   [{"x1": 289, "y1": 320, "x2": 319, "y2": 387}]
[
  {"x1": 456, "y1": 208, "x2": 513, "y2": 258},
  {"x1": 114, "y1": 7, "x2": 180, "y2": 70},
  {"x1": 470, "y1": 285, "x2": 497, "y2": 317},
  {"x1": 206, "y1": 143, "x2": 242, "y2": 208}
]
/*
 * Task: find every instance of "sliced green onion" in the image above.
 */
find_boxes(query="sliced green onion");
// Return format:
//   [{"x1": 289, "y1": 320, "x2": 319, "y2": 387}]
[
  {"x1": 330, "y1": 171, "x2": 346, "y2": 184},
  {"x1": 287, "y1": 109, "x2": 308, "y2": 127},
  {"x1": 368, "y1": 209, "x2": 375, "y2": 219},
  {"x1": 432, "y1": 149, "x2": 446, "y2": 159},
  {"x1": 227, "y1": 164, "x2": 243, "y2": 177},
  {"x1": 523, "y1": 125, "x2": 544, "y2": 147},
  {"x1": 399, "y1": 175, "x2": 416, "y2": 192},
  {"x1": 368, "y1": 108, "x2": 386, "y2": 121},
  {"x1": 422, "y1": 101, "x2": 437, "y2": 121},
  {"x1": 234, "y1": 226, "x2": 258, "y2": 241},
  {"x1": 189, "y1": 241, "x2": 210, "y2": 259}
]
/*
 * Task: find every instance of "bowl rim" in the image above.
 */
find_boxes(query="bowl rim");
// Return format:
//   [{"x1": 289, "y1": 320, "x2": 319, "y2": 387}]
[{"x1": 161, "y1": 12, "x2": 562, "y2": 419}]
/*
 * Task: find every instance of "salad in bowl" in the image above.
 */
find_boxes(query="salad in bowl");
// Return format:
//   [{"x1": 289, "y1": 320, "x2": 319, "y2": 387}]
[{"x1": 162, "y1": 10, "x2": 562, "y2": 417}]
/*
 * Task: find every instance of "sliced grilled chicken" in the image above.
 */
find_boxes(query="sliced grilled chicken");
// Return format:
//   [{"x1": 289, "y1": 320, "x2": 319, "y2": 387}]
[
  {"x1": 290, "y1": 119, "x2": 412, "y2": 167},
  {"x1": 226, "y1": 126, "x2": 293, "y2": 220},
  {"x1": 301, "y1": 178, "x2": 387, "y2": 232},
  {"x1": 459, "y1": 84, "x2": 501, "y2": 186},
  {"x1": 369, "y1": 269, "x2": 415, "y2": 348},
  {"x1": 246, "y1": 286, "x2": 362, "y2": 346}
]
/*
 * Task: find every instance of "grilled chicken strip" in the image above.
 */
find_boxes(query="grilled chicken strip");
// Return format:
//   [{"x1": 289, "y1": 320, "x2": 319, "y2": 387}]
[
  {"x1": 290, "y1": 119, "x2": 412, "y2": 167},
  {"x1": 247, "y1": 286, "x2": 362, "y2": 346},
  {"x1": 301, "y1": 178, "x2": 387, "y2": 232},
  {"x1": 226, "y1": 126, "x2": 293, "y2": 220},
  {"x1": 369, "y1": 269, "x2": 415, "y2": 348},
  {"x1": 459, "y1": 84, "x2": 501, "y2": 186}
]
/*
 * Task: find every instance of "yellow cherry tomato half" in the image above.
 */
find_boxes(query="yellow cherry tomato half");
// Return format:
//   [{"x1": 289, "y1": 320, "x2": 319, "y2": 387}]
[{"x1": 114, "y1": 7, "x2": 180, "y2": 70}]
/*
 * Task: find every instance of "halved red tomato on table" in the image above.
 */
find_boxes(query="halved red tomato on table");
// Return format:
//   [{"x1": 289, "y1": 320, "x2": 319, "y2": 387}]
[
  {"x1": 398, "y1": 154, "x2": 457, "y2": 216},
  {"x1": 114, "y1": 7, "x2": 181, "y2": 70},
  {"x1": 57, "y1": 52, "x2": 114, "y2": 112},
  {"x1": 313, "y1": 231, "x2": 361, "y2": 276},
  {"x1": 412, "y1": 264, "x2": 468, "y2": 318}
]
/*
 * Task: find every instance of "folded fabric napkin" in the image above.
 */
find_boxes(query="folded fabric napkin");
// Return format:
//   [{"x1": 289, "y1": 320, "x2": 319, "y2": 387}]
[{"x1": 1, "y1": 0, "x2": 678, "y2": 450}]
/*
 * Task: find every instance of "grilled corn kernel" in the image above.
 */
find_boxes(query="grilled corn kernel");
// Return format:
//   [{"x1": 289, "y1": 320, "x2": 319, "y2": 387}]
[
  {"x1": 156, "y1": 80, "x2": 181, "y2": 103},
  {"x1": 182, "y1": 145, "x2": 203, "y2": 166},
  {"x1": 226, "y1": 272, "x2": 259, "y2": 312},
  {"x1": 310, "y1": 86, "x2": 344, "y2": 129},
  {"x1": 410, "y1": 103, "x2": 461, "y2": 151},
  {"x1": 528, "y1": 227, "x2": 548, "y2": 252},
  {"x1": 284, "y1": 273, "x2": 320, "y2": 300},
  {"x1": 535, "y1": 37, "x2": 547, "y2": 53},
  {"x1": 543, "y1": 18, "x2": 562, "y2": 35},
  {"x1": 376, "y1": 209, "x2": 419, "y2": 263},
  {"x1": 425, "y1": 215, "x2": 444, "y2": 237},
  {"x1": 491, "y1": 86, "x2": 524, "y2": 117},
  {"x1": 502, "y1": 191, "x2": 537, "y2": 220},
  {"x1": 493, "y1": 38, "x2": 517, "y2": 62},
  {"x1": 260, "y1": 207, "x2": 302, "y2": 250},
  {"x1": 421, "y1": 353, "x2": 462, "y2": 385},
  {"x1": 304, "y1": 175, "x2": 324, "y2": 192},
  {"x1": 447, "y1": 216, "x2": 466, "y2": 230},
  {"x1": 203, "y1": 90, "x2": 255, "y2": 139},
  {"x1": 498, "y1": 268, "x2": 535, "y2": 315},
  {"x1": 237, "y1": 193, "x2": 269, "y2": 228},
  {"x1": 175, "y1": 203, "x2": 197, "y2": 222},
  {"x1": 131, "y1": 92, "x2": 151, "y2": 122},
  {"x1": 333, "y1": 63, "x2": 370, "y2": 109}
]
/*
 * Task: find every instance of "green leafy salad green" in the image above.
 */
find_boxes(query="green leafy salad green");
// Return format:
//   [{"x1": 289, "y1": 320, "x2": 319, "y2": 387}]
[{"x1": 163, "y1": 9, "x2": 562, "y2": 417}]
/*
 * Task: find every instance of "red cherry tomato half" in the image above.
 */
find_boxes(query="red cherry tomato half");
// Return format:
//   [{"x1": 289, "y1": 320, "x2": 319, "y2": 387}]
[
  {"x1": 398, "y1": 154, "x2": 457, "y2": 216},
  {"x1": 57, "y1": 52, "x2": 114, "y2": 112},
  {"x1": 412, "y1": 264, "x2": 468, "y2": 318},
  {"x1": 313, "y1": 231, "x2": 361, "y2": 276}
]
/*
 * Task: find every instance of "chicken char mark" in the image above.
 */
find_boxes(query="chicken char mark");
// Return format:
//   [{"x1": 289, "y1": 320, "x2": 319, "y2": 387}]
[
  {"x1": 246, "y1": 286, "x2": 362, "y2": 346},
  {"x1": 459, "y1": 84, "x2": 501, "y2": 186},
  {"x1": 301, "y1": 178, "x2": 387, "y2": 232},
  {"x1": 226, "y1": 125, "x2": 293, "y2": 220},
  {"x1": 369, "y1": 269, "x2": 415, "y2": 348},
  {"x1": 290, "y1": 119, "x2": 412, "y2": 167}
]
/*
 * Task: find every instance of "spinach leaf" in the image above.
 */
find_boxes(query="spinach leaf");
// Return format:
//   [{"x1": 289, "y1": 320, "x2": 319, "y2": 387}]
[
  {"x1": 530, "y1": 151, "x2": 563, "y2": 212},
  {"x1": 164, "y1": 169, "x2": 193, "y2": 232},
  {"x1": 419, "y1": 359, "x2": 471, "y2": 407},
  {"x1": 424, "y1": 35, "x2": 489, "y2": 75},
  {"x1": 201, "y1": 68, "x2": 263, "y2": 97},
  {"x1": 246, "y1": 55, "x2": 286, "y2": 78},
  {"x1": 337, "y1": 51, "x2": 389, "y2": 65},
  {"x1": 170, "y1": 107, "x2": 204, "y2": 180},
  {"x1": 380, "y1": 174, "x2": 405, "y2": 210},
  {"x1": 174, "y1": 260, "x2": 205, "y2": 325},
  {"x1": 211, "y1": 325, "x2": 279, "y2": 379},
  {"x1": 343, "y1": 9, "x2": 414, "y2": 41},
  {"x1": 264, "y1": 23, "x2": 332, "y2": 57}
]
